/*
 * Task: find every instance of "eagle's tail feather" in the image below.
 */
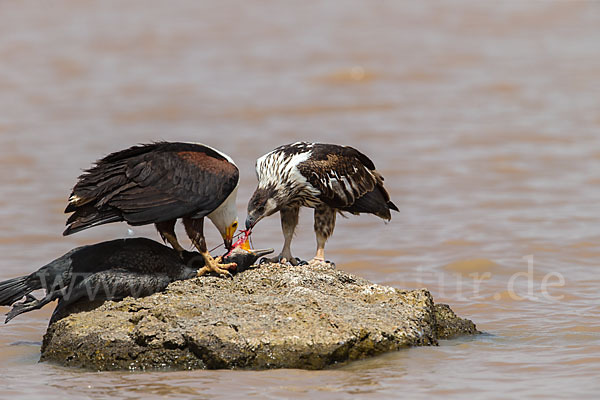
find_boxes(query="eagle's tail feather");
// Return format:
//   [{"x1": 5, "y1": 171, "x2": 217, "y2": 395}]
[
  {"x1": 344, "y1": 188, "x2": 396, "y2": 220},
  {"x1": 63, "y1": 207, "x2": 122, "y2": 236}
]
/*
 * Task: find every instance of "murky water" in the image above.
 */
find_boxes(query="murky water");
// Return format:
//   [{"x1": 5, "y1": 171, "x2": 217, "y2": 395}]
[{"x1": 1, "y1": 1, "x2": 599, "y2": 398}]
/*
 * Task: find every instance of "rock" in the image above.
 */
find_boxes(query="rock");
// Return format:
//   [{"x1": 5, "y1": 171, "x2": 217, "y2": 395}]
[
  {"x1": 434, "y1": 303, "x2": 479, "y2": 339},
  {"x1": 40, "y1": 262, "x2": 479, "y2": 371}
]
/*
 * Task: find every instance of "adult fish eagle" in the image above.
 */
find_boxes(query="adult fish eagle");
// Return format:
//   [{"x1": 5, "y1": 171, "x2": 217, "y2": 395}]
[
  {"x1": 245, "y1": 142, "x2": 398, "y2": 265},
  {"x1": 63, "y1": 142, "x2": 239, "y2": 277}
]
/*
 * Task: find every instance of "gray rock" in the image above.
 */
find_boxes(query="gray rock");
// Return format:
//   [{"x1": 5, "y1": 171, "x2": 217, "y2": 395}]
[{"x1": 41, "y1": 262, "x2": 479, "y2": 370}]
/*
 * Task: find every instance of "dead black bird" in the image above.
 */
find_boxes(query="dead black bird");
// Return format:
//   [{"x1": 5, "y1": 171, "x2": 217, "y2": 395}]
[{"x1": 0, "y1": 238, "x2": 272, "y2": 324}]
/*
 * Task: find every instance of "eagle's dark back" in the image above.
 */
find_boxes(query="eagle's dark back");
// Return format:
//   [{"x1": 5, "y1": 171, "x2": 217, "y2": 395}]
[{"x1": 64, "y1": 142, "x2": 239, "y2": 235}]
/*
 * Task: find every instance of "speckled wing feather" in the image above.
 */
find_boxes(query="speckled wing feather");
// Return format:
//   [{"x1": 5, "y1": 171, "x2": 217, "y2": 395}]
[
  {"x1": 297, "y1": 144, "x2": 397, "y2": 219},
  {"x1": 297, "y1": 145, "x2": 378, "y2": 208}
]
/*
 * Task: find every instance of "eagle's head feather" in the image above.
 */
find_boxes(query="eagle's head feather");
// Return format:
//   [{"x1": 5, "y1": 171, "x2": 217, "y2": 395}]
[{"x1": 245, "y1": 184, "x2": 283, "y2": 229}]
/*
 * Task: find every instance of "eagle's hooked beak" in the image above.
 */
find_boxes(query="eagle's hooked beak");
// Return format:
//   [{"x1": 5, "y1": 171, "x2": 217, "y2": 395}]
[
  {"x1": 223, "y1": 220, "x2": 238, "y2": 250},
  {"x1": 245, "y1": 215, "x2": 257, "y2": 230}
]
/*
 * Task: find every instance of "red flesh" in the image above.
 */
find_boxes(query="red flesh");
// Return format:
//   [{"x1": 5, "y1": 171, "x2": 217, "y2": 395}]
[{"x1": 225, "y1": 229, "x2": 252, "y2": 257}]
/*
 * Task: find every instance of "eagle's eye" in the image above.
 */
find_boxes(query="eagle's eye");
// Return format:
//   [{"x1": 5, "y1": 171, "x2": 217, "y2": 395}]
[
  {"x1": 257, "y1": 206, "x2": 265, "y2": 214},
  {"x1": 232, "y1": 221, "x2": 238, "y2": 229}
]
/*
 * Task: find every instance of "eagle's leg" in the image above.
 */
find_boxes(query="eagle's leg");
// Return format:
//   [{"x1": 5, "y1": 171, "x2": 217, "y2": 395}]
[
  {"x1": 311, "y1": 205, "x2": 336, "y2": 265},
  {"x1": 155, "y1": 220, "x2": 185, "y2": 253},
  {"x1": 183, "y1": 217, "x2": 236, "y2": 278},
  {"x1": 265, "y1": 206, "x2": 301, "y2": 265}
]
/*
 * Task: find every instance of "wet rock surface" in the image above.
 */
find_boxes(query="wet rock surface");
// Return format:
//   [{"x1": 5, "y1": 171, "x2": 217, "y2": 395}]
[{"x1": 41, "y1": 262, "x2": 480, "y2": 371}]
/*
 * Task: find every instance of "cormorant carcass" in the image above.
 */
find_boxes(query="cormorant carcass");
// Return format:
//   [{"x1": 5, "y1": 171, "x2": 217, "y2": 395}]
[{"x1": 0, "y1": 238, "x2": 272, "y2": 324}]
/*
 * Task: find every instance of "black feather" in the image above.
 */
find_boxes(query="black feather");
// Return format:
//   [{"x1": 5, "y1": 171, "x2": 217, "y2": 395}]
[
  {"x1": 0, "y1": 276, "x2": 34, "y2": 306},
  {"x1": 341, "y1": 188, "x2": 393, "y2": 220}
]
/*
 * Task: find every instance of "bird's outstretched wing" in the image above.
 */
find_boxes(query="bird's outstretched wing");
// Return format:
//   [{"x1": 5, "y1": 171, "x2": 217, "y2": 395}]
[{"x1": 64, "y1": 142, "x2": 239, "y2": 234}]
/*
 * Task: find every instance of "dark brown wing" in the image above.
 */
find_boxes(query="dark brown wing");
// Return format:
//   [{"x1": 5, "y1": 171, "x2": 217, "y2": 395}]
[
  {"x1": 64, "y1": 142, "x2": 239, "y2": 235},
  {"x1": 297, "y1": 144, "x2": 397, "y2": 218}
]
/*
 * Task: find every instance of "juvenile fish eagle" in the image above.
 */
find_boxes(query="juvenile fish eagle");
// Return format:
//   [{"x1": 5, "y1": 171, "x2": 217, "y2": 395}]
[
  {"x1": 63, "y1": 142, "x2": 239, "y2": 277},
  {"x1": 245, "y1": 142, "x2": 398, "y2": 265}
]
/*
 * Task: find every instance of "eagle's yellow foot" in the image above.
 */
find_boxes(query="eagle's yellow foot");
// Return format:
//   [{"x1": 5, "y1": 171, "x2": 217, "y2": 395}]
[{"x1": 197, "y1": 254, "x2": 236, "y2": 278}]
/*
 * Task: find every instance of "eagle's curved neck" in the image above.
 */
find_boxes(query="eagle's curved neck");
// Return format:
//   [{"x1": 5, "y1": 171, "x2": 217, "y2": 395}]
[{"x1": 207, "y1": 185, "x2": 238, "y2": 232}]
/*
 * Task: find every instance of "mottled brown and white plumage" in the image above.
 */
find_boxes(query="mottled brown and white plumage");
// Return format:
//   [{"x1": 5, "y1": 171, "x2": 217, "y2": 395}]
[
  {"x1": 63, "y1": 142, "x2": 240, "y2": 277},
  {"x1": 245, "y1": 142, "x2": 398, "y2": 265}
]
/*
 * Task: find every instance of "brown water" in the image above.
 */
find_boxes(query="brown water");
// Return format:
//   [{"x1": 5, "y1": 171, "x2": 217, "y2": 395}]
[{"x1": 1, "y1": 1, "x2": 599, "y2": 398}]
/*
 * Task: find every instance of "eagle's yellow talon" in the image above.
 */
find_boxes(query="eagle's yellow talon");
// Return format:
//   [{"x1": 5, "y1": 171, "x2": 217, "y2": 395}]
[{"x1": 197, "y1": 253, "x2": 236, "y2": 278}]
